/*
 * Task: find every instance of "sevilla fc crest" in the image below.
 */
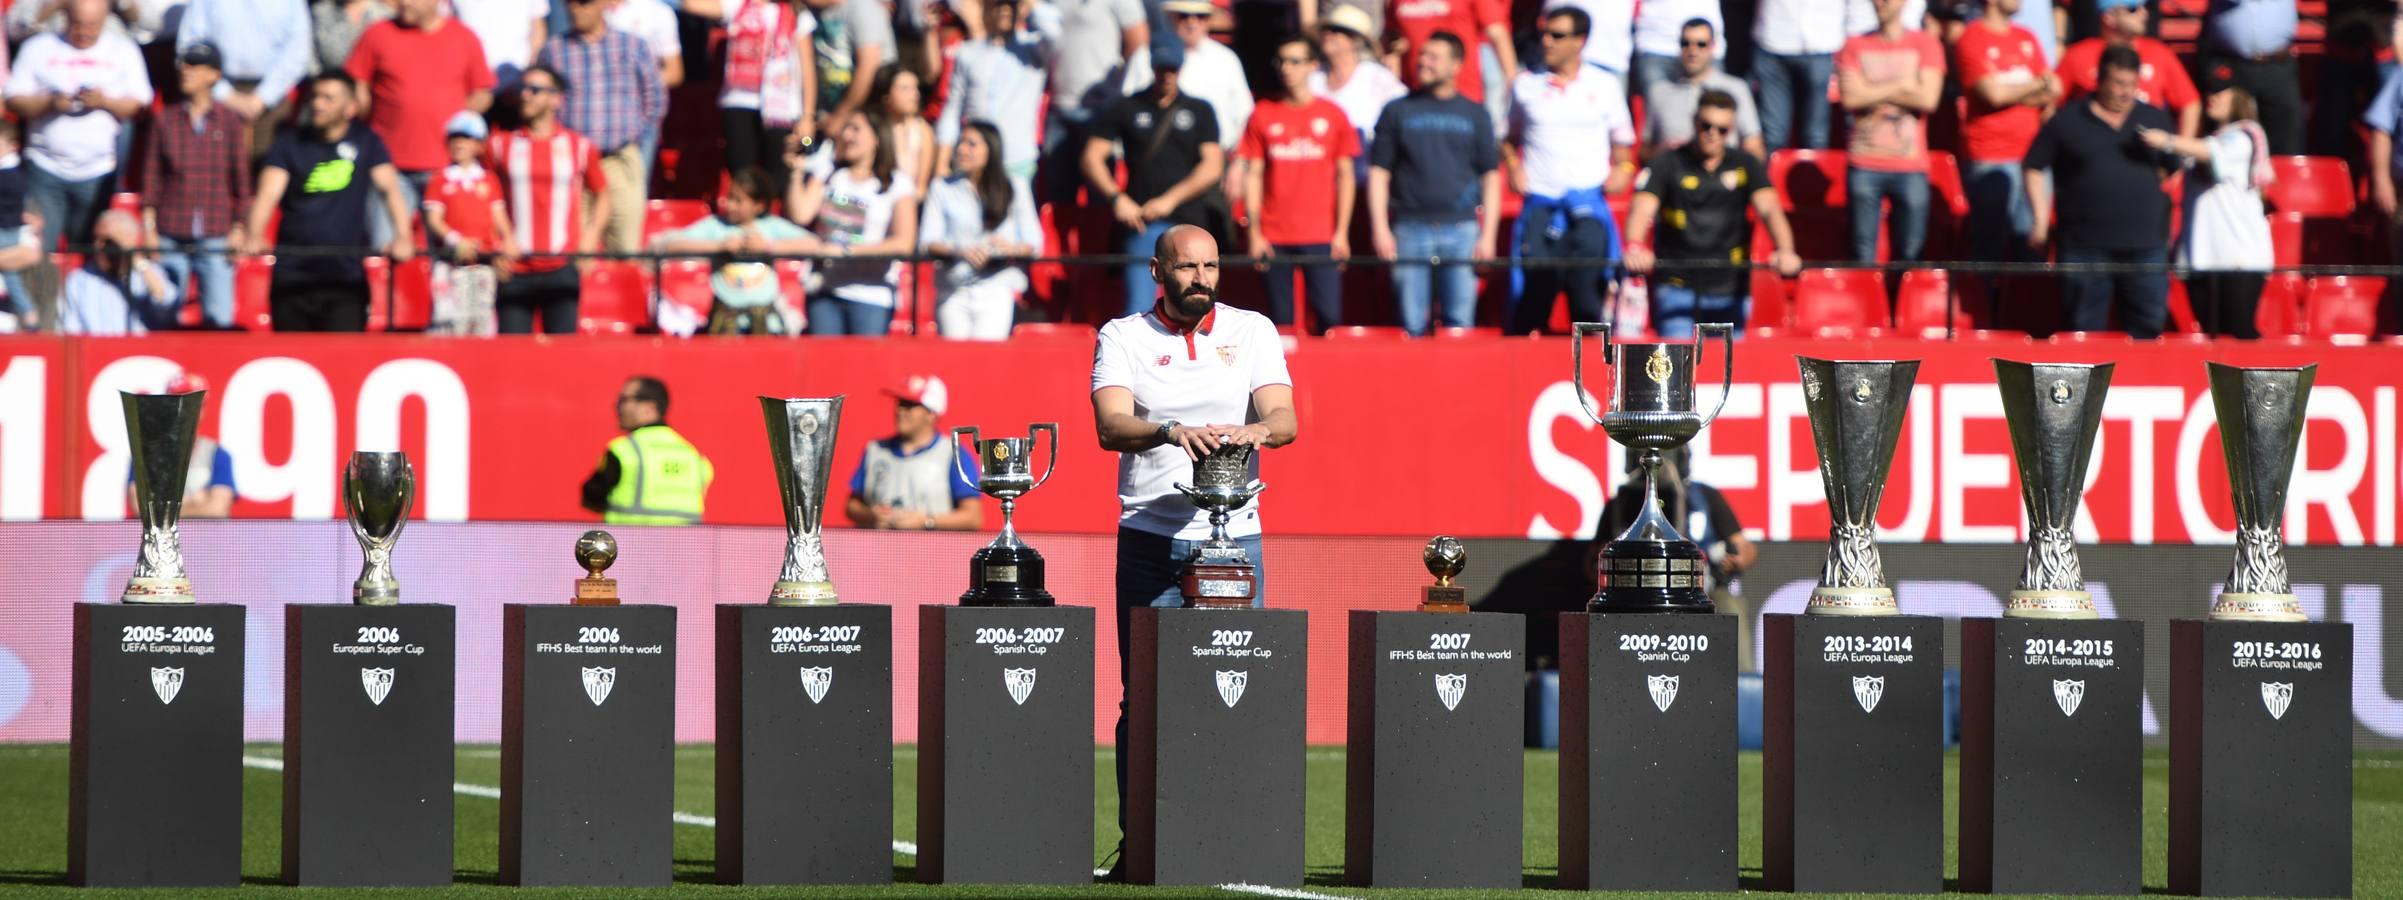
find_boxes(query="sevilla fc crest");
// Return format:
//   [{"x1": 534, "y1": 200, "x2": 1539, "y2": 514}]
[
  {"x1": 1852, "y1": 675, "x2": 1885, "y2": 713},
  {"x1": 2261, "y1": 682, "x2": 2294, "y2": 720},
  {"x1": 1434, "y1": 673, "x2": 1467, "y2": 711},
  {"x1": 581, "y1": 666, "x2": 617, "y2": 706},
  {"x1": 1647, "y1": 674, "x2": 1680, "y2": 712},
  {"x1": 1216, "y1": 670, "x2": 1248, "y2": 708},
  {"x1": 2052, "y1": 679, "x2": 2084, "y2": 717},
  {"x1": 800, "y1": 666, "x2": 833, "y2": 705},
  {"x1": 1004, "y1": 667, "x2": 1038, "y2": 706},
  {"x1": 361, "y1": 667, "x2": 396, "y2": 706},
  {"x1": 150, "y1": 666, "x2": 184, "y2": 704}
]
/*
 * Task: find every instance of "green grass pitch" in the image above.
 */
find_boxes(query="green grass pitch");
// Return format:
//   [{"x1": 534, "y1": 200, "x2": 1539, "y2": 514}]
[{"x1": 0, "y1": 745, "x2": 2394, "y2": 898}]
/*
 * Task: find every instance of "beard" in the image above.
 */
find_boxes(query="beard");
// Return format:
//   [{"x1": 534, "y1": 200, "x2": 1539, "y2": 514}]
[{"x1": 1170, "y1": 283, "x2": 1216, "y2": 319}]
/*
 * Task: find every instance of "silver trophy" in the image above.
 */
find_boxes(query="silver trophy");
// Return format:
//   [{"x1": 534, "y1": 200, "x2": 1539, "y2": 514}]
[
  {"x1": 762, "y1": 395, "x2": 844, "y2": 606},
  {"x1": 343, "y1": 451, "x2": 416, "y2": 605},
  {"x1": 1175, "y1": 443, "x2": 1267, "y2": 607},
  {"x1": 121, "y1": 390, "x2": 205, "y2": 604},
  {"x1": 2207, "y1": 362, "x2": 2315, "y2": 622},
  {"x1": 1798, "y1": 357, "x2": 1920, "y2": 616},
  {"x1": 1995, "y1": 360, "x2": 2112, "y2": 619},
  {"x1": 954, "y1": 424, "x2": 1059, "y2": 606},
  {"x1": 1571, "y1": 320, "x2": 1734, "y2": 613}
]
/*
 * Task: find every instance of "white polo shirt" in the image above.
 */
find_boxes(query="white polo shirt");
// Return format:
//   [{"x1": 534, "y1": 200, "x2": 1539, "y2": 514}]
[
  {"x1": 1091, "y1": 303, "x2": 1291, "y2": 540},
  {"x1": 1508, "y1": 68, "x2": 1635, "y2": 198}
]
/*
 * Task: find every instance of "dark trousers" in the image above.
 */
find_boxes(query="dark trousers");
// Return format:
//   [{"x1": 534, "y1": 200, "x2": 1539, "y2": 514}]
[
  {"x1": 497, "y1": 264, "x2": 581, "y2": 334},
  {"x1": 1109, "y1": 525, "x2": 1266, "y2": 840},
  {"x1": 2188, "y1": 271, "x2": 2265, "y2": 339},
  {"x1": 1508, "y1": 216, "x2": 1612, "y2": 335},
  {"x1": 1261, "y1": 243, "x2": 1340, "y2": 334},
  {"x1": 2058, "y1": 244, "x2": 2169, "y2": 338},
  {"x1": 2204, "y1": 52, "x2": 2304, "y2": 155},
  {"x1": 723, "y1": 108, "x2": 796, "y2": 194},
  {"x1": 269, "y1": 278, "x2": 367, "y2": 332}
]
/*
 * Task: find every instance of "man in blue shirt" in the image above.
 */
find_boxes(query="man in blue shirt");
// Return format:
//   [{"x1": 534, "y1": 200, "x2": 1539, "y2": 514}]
[
  {"x1": 1367, "y1": 30, "x2": 1500, "y2": 337},
  {"x1": 843, "y1": 375, "x2": 985, "y2": 531},
  {"x1": 176, "y1": 0, "x2": 312, "y2": 165},
  {"x1": 2201, "y1": 0, "x2": 2303, "y2": 153}
]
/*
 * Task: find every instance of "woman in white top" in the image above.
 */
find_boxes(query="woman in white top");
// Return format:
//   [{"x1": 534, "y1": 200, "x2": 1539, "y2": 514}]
[
  {"x1": 874, "y1": 65, "x2": 938, "y2": 197},
  {"x1": 788, "y1": 110, "x2": 920, "y2": 336},
  {"x1": 2143, "y1": 84, "x2": 2273, "y2": 339},
  {"x1": 921, "y1": 120, "x2": 1041, "y2": 340}
]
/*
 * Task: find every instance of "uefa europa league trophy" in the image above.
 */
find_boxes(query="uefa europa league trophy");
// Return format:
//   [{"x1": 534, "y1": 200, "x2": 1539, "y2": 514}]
[
  {"x1": 1571, "y1": 320, "x2": 1734, "y2": 613},
  {"x1": 1420, "y1": 536, "x2": 1468, "y2": 612},
  {"x1": 762, "y1": 396, "x2": 844, "y2": 605},
  {"x1": 344, "y1": 451, "x2": 416, "y2": 605},
  {"x1": 955, "y1": 424, "x2": 1059, "y2": 606},
  {"x1": 121, "y1": 390, "x2": 206, "y2": 604},
  {"x1": 2206, "y1": 362, "x2": 2315, "y2": 622},
  {"x1": 1798, "y1": 357, "x2": 1919, "y2": 616},
  {"x1": 1175, "y1": 443, "x2": 1267, "y2": 607},
  {"x1": 1995, "y1": 360, "x2": 2112, "y2": 619},
  {"x1": 574, "y1": 529, "x2": 620, "y2": 604}
]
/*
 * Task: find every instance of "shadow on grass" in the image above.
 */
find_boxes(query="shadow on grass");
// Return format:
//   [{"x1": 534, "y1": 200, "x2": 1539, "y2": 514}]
[
  {"x1": 893, "y1": 862, "x2": 918, "y2": 882},
  {"x1": 1302, "y1": 864, "x2": 1344, "y2": 887},
  {"x1": 453, "y1": 869, "x2": 499, "y2": 885},
  {"x1": 0, "y1": 870, "x2": 66, "y2": 886}
]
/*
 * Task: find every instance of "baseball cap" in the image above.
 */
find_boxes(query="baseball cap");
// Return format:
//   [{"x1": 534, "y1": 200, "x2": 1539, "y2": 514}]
[
  {"x1": 445, "y1": 110, "x2": 488, "y2": 140},
  {"x1": 1161, "y1": 0, "x2": 1215, "y2": 15},
  {"x1": 2097, "y1": 0, "x2": 2145, "y2": 11},
  {"x1": 2199, "y1": 61, "x2": 2239, "y2": 94},
  {"x1": 1149, "y1": 34, "x2": 1187, "y2": 70},
  {"x1": 178, "y1": 42, "x2": 223, "y2": 69},
  {"x1": 164, "y1": 372, "x2": 209, "y2": 395},
  {"x1": 1320, "y1": 4, "x2": 1374, "y2": 39},
  {"x1": 887, "y1": 375, "x2": 949, "y2": 417}
]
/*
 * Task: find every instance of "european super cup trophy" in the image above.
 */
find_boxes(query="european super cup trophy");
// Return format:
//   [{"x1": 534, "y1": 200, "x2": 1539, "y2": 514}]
[
  {"x1": 1571, "y1": 320, "x2": 1734, "y2": 613},
  {"x1": 955, "y1": 424, "x2": 1059, "y2": 606},
  {"x1": 344, "y1": 451, "x2": 416, "y2": 605},
  {"x1": 1176, "y1": 444, "x2": 1267, "y2": 607},
  {"x1": 1420, "y1": 536, "x2": 1468, "y2": 612},
  {"x1": 1798, "y1": 357, "x2": 1919, "y2": 616},
  {"x1": 2206, "y1": 362, "x2": 2315, "y2": 622},
  {"x1": 1995, "y1": 360, "x2": 2112, "y2": 619},
  {"x1": 762, "y1": 396, "x2": 844, "y2": 605},
  {"x1": 121, "y1": 390, "x2": 205, "y2": 604}
]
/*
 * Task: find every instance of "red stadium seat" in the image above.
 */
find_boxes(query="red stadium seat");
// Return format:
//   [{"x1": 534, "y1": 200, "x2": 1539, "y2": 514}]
[
  {"x1": 1769, "y1": 149, "x2": 1847, "y2": 211},
  {"x1": 235, "y1": 256, "x2": 274, "y2": 331},
  {"x1": 2165, "y1": 279, "x2": 2200, "y2": 333},
  {"x1": 578, "y1": 262, "x2": 652, "y2": 335},
  {"x1": 1790, "y1": 268, "x2": 1888, "y2": 334},
  {"x1": 108, "y1": 192, "x2": 140, "y2": 218},
  {"x1": 1323, "y1": 325, "x2": 1411, "y2": 340},
  {"x1": 363, "y1": 256, "x2": 389, "y2": 331},
  {"x1": 1924, "y1": 152, "x2": 1971, "y2": 219},
  {"x1": 2257, "y1": 273, "x2": 2303, "y2": 338},
  {"x1": 1433, "y1": 326, "x2": 1502, "y2": 339},
  {"x1": 2268, "y1": 212, "x2": 2303, "y2": 267},
  {"x1": 389, "y1": 257, "x2": 432, "y2": 331},
  {"x1": 655, "y1": 259, "x2": 712, "y2": 326},
  {"x1": 2304, "y1": 275, "x2": 2384, "y2": 338},
  {"x1": 1892, "y1": 269, "x2": 1968, "y2": 337},
  {"x1": 1009, "y1": 322, "x2": 1096, "y2": 339},
  {"x1": 2265, "y1": 157, "x2": 2353, "y2": 218},
  {"x1": 642, "y1": 199, "x2": 712, "y2": 244}
]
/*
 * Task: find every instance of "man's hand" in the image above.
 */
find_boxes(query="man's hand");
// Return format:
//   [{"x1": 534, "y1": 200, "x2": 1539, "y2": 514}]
[
  {"x1": 1166, "y1": 423, "x2": 1223, "y2": 459},
  {"x1": 386, "y1": 233, "x2": 415, "y2": 263},
  {"x1": 454, "y1": 242, "x2": 481, "y2": 263},
  {"x1": 1371, "y1": 226, "x2": 1397, "y2": 261},
  {"x1": 1113, "y1": 194, "x2": 1145, "y2": 229},
  {"x1": 1247, "y1": 232, "x2": 1272, "y2": 268},
  {"x1": 1623, "y1": 245, "x2": 1654, "y2": 274},
  {"x1": 1216, "y1": 422, "x2": 1273, "y2": 446},
  {"x1": 1138, "y1": 196, "x2": 1177, "y2": 222},
  {"x1": 1330, "y1": 233, "x2": 1350, "y2": 262},
  {"x1": 960, "y1": 242, "x2": 992, "y2": 268},
  {"x1": 1474, "y1": 229, "x2": 1497, "y2": 261},
  {"x1": 885, "y1": 510, "x2": 930, "y2": 530},
  {"x1": 2376, "y1": 178, "x2": 2398, "y2": 218},
  {"x1": 2027, "y1": 221, "x2": 2050, "y2": 250},
  {"x1": 1773, "y1": 248, "x2": 1802, "y2": 277},
  {"x1": 224, "y1": 92, "x2": 267, "y2": 119},
  {"x1": 1604, "y1": 166, "x2": 1634, "y2": 197}
]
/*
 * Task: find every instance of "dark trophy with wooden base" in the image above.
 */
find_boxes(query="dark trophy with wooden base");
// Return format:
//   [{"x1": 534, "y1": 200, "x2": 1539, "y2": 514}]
[
  {"x1": 1176, "y1": 444, "x2": 1266, "y2": 607},
  {"x1": 1571, "y1": 320, "x2": 1734, "y2": 613},
  {"x1": 955, "y1": 423, "x2": 1058, "y2": 606}
]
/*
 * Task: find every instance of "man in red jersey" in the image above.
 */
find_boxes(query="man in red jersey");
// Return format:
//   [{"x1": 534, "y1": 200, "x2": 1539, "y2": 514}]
[
  {"x1": 2055, "y1": 0, "x2": 2200, "y2": 137},
  {"x1": 488, "y1": 64, "x2": 609, "y2": 335}
]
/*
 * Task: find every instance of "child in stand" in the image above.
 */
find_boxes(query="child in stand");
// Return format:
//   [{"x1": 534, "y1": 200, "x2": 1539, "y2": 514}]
[
  {"x1": 0, "y1": 120, "x2": 38, "y2": 330},
  {"x1": 421, "y1": 112, "x2": 516, "y2": 336},
  {"x1": 651, "y1": 166, "x2": 821, "y2": 335}
]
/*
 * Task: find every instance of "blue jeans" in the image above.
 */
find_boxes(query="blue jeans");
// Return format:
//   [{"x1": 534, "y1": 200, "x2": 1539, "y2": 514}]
[
  {"x1": 1847, "y1": 168, "x2": 1929, "y2": 263},
  {"x1": 1120, "y1": 219, "x2": 1174, "y2": 317},
  {"x1": 1963, "y1": 161, "x2": 2032, "y2": 261},
  {"x1": 1752, "y1": 51, "x2": 1834, "y2": 151},
  {"x1": 0, "y1": 227, "x2": 31, "y2": 320},
  {"x1": 1038, "y1": 107, "x2": 1097, "y2": 206},
  {"x1": 1392, "y1": 219, "x2": 1480, "y2": 335},
  {"x1": 25, "y1": 160, "x2": 112, "y2": 246},
  {"x1": 1110, "y1": 524, "x2": 1267, "y2": 832},
  {"x1": 156, "y1": 234, "x2": 235, "y2": 328},
  {"x1": 805, "y1": 297, "x2": 894, "y2": 336},
  {"x1": 2057, "y1": 245, "x2": 2169, "y2": 338},
  {"x1": 1262, "y1": 243, "x2": 1339, "y2": 334},
  {"x1": 1509, "y1": 214, "x2": 1614, "y2": 335},
  {"x1": 1651, "y1": 282, "x2": 1744, "y2": 338},
  {"x1": 368, "y1": 169, "x2": 433, "y2": 253}
]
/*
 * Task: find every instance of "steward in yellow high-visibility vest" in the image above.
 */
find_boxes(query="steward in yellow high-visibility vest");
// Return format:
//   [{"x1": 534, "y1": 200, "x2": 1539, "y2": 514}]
[{"x1": 580, "y1": 376, "x2": 714, "y2": 525}]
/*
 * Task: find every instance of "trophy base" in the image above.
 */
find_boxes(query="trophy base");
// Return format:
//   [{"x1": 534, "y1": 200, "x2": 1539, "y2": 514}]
[
  {"x1": 1589, "y1": 539, "x2": 1712, "y2": 613},
  {"x1": 959, "y1": 545, "x2": 1056, "y2": 607},
  {"x1": 2003, "y1": 589, "x2": 2097, "y2": 620},
  {"x1": 1181, "y1": 563, "x2": 1256, "y2": 609},
  {"x1": 2207, "y1": 592, "x2": 2306, "y2": 622},
  {"x1": 352, "y1": 584, "x2": 400, "y2": 607},
  {"x1": 1418, "y1": 585, "x2": 1468, "y2": 614},
  {"x1": 769, "y1": 581, "x2": 838, "y2": 607},
  {"x1": 1805, "y1": 586, "x2": 1898, "y2": 616},
  {"x1": 121, "y1": 576, "x2": 195, "y2": 605},
  {"x1": 574, "y1": 576, "x2": 620, "y2": 606}
]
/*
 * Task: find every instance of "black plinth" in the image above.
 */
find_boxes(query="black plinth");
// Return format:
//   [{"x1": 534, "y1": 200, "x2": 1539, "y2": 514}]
[
  {"x1": 917, "y1": 605, "x2": 1095, "y2": 885},
  {"x1": 283, "y1": 604, "x2": 455, "y2": 886},
  {"x1": 962, "y1": 543, "x2": 1055, "y2": 606},
  {"x1": 1958, "y1": 617, "x2": 2143, "y2": 894},
  {"x1": 1763, "y1": 613, "x2": 1943, "y2": 894},
  {"x1": 68, "y1": 603, "x2": 245, "y2": 887},
  {"x1": 500, "y1": 603, "x2": 676, "y2": 887},
  {"x1": 2170, "y1": 619, "x2": 2353, "y2": 898},
  {"x1": 1126, "y1": 607, "x2": 1307, "y2": 886},
  {"x1": 1594, "y1": 537, "x2": 1712, "y2": 612},
  {"x1": 1346, "y1": 611, "x2": 1524, "y2": 888},
  {"x1": 1560, "y1": 612, "x2": 1736, "y2": 891},
  {"x1": 715, "y1": 603, "x2": 893, "y2": 884}
]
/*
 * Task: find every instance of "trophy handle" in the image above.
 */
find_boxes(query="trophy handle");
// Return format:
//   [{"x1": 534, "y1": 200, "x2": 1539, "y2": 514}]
[
  {"x1": 1028, "y1": 423, "x2": 1058, "y2": 491},
  {"x1": 1696, "y1": 322, "x2": 1736, "y2": 430},
  {"x1": 1571, "y1": 320, "x2": 1615, "y2": 425},
  {"x1": 952, "y1": 426, "x2": 981, "y2": 489}
]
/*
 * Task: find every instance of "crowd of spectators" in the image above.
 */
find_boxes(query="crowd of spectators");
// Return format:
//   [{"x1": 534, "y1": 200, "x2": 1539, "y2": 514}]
[{"x1": 0, "y1": 0, "x2": 2388, "y2": 340}]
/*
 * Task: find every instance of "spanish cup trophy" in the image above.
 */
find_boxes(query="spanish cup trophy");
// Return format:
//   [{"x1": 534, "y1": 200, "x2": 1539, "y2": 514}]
[
  {"x1": 1797, "y1": 357, "x2": 1920, "y2": 616},
  {"x1": 954, "y1": 424, "x2": 1059, "y2": 606},
  {"x1": 121, "y1": 390, "x2": 206, "y2": 604},
  {"x1": 1994, "y1": 360, "x2": 2112, "y2": 619},
  {"x1": 2206, "y1": 362, "x2": 2315, "y2": 622},
  {"x1": 574, "y1": 529, "x2": 620, "y2": 604},
  {"x1": 762, "y1": 396, "x2": 844, "y2": 606},
  {"x1": 1570, "y1": 320, "x2": 1734, "y2": 613},
  {"x1": 1175, "y1": 444, "x2": 1267, "y2": 607},
  {"x1": 1421, "y1": 536, "x2": 1468, "y2": 613},
  {"x1": 344, "y1": 451, "x2": 416, "y2": 606}
]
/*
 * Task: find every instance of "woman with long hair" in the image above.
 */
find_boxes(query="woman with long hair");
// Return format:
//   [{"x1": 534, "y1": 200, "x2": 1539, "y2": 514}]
[
  {"x1": 873, "y1": 65, "x2": 938, "y2": 197},
  {"x1": 788, "y1": 110, "x2": 920, "y2": 335},
  {"x1": 920, "y1": 120, "x2": 1040, "y2": 339},
  {"x1": 2145, "y1": 80, "x2": 2274, "y2": 339}
]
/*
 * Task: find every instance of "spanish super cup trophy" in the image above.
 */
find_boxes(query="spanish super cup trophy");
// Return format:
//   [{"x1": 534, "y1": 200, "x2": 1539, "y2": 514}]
[
  {"x1": 1175, "y1": 444, "x2": 1266, "y2": 607},
  {"x1": 1797, "y1": 357, "x2": 1920, "y2": 616},
  {"x1": 955, "y1": 424, "x2": 1059, "y2": 606},
  {"x1": 2206, "y1": 361, "x2": 2314, "y2": 622},
  {"x1": 1571, "y1": 320, "x2": 1734, "y2": 613},
  {"x1": 1994, "y1": 360, "x2": 2112, "y2": 619},
  {"x1": 344, "y1": 452, "x2": 416, "y2": 605},
  {"x1": 762, "y1": 396, "x2": 844, "y2": 605},
  {"x1": 121, "y1": 390, "x2": 205, "y2": 604}
]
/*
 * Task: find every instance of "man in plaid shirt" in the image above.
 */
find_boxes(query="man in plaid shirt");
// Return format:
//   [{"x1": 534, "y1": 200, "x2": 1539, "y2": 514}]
[
  {"x1": 139, "y1": 43, "x2": 251, "y2": 330},
  {"x1": 540, "y1": 0, "x2": 665, "y2": 254}
]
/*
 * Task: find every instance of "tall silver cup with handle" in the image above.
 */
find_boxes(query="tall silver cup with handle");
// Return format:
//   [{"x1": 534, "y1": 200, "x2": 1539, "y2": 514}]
[
  {"x1": 1175, "y1": 443, "x2": 1267, "y2": 608},
  {"x1": 1571, "y1": 320, "x2": 1734, "y2": 613},
  {"x1": 954, "y1": 423, "x2": 1059, "y2": 606},
  {"x1": 344, "y1": 451, "x2": 416, "y2": 605}
]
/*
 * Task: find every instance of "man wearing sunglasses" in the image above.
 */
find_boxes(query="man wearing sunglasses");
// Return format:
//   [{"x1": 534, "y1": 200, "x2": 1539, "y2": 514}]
[
  {"x1": 1641, "y1": 18, "x2": 1764, "y2": 161},
  {"x1": 1622, "y1": 90, "x2": 1801, "y2": 337},
  {"x1": 1503, "y1": 6, "x2": 1636, "y2": 335}
]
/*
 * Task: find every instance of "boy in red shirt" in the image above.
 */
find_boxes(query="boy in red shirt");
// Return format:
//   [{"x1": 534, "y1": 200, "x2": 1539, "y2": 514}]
[
  {"x1": 1955, "y1": 0, "x2": 2058, "y2": 265},
  {"x1": 422, "y1": 112, "x2": 517, "y2": 336},
  {"x1": 2056, "y1": 0, "x2": 2200, "y2": 137},
  {"x1": 1239, "y1": 36, "x2": 1359, "y2": 334}
]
